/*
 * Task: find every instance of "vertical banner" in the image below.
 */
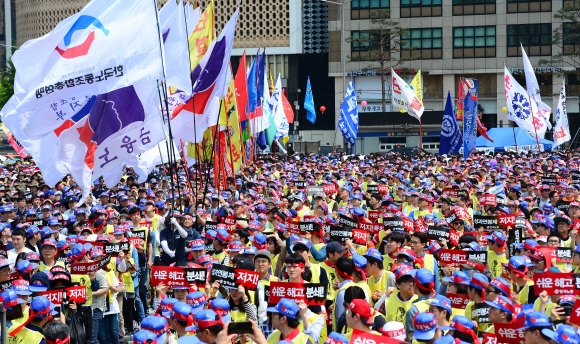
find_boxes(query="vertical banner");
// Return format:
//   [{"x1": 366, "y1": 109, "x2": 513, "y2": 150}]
[
  {"x1": 462, "y1": 78, "x2": 478, "y2": 160},
  {"x1": 337, "y1": 79, "x2": 358, "y2": 154}
]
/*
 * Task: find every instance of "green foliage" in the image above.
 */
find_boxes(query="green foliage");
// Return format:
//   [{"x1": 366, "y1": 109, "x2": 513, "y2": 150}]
[
  {"x1": 346, "y1": 9, "x2": 420, "y2": 110},
  {"x1": 539, "y1": 0, "x2": 580, "y2": 70},
  {"x1": 0, "y1": 58, "x2": 15, "y2": 111}
]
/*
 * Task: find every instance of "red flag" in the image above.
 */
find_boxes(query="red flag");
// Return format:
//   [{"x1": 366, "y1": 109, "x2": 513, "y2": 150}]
[
  {"x1": 281, "y1": 92, "x2": 294, "y2": 124},
  {"x1": 234, "y1": 51, "x2": 248, "y2": 122},
  {"x1": 477, "y1": 117, "x2": 494, "y2": 142}
]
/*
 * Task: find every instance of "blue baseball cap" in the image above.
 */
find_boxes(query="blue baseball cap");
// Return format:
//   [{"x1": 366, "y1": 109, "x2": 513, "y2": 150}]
[
  {"x1": 187, "y1": 309, "x2": 222, "y2": 332},
  {"x1": 430, "y1": 295, "x2": 452, "y2": 314},
  {"x1": 171, "y1": 302, "x2": 193, "y2": 324},
  {"x1": 266, "y1": 298, "x2": 300, "y2": 319},
  {"x1": 209, "y1": 298, "x2": 231, "y2": 324},
  {"x1": 140, "y1": 316, "x2": 170, "y2": 344},
  {"x1": 189, "y1": 239, "x2": 205, "y2": 251},
  {"x1": 12, "y1": 279, "x2": 31, "y2": 296},
  {"x1": 364, "y1": 248, "x2": 383, "y2": 262},
  {"x1": 159, "y1": 298, "x2": 178, "y2": 318},
  {"x1": 186, "y1": 291, "x2": 207, "y2": 313},
  {"x1": 324, "y1": 332, "x2": 349, "y2": 344},
  {"x1": 0, "y1": 290, "x2": 26, "y2": 309},
  {"x1": 133, "y1": 330, "x2": 158, "y2": 344},
  {"x1": 542, "y1": 324, "x2": 580, "y2": 344},
  {"x1": 485, "y1": 295, "x2": 515, "y2": 314},
  {"x1": 26, "y1": 226, "x2": 39, "y2": 237},
  {"x1": 516, "y1": 311, "x2": 552, "y2": 330},
  {"x1": 29, "y1": 271, "x2": 50, "y2": 292},
  {"x1": 440, "y1": 315, "x2": 475, "y2": 332},
  {"x1": 47, "y1": 217, "x2": 60, "y2": 226},
  {"x1": 485, "y1": 231, "x2": 506, "y2": 246},
  {"x1": 413, "y1": 312, "x2": 438, "y2": 341}
]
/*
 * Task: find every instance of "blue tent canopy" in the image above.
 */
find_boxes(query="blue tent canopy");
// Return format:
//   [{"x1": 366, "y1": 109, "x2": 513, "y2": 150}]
[{"x1": 475, "y1": 128, "x2": 553, "y2": 151}]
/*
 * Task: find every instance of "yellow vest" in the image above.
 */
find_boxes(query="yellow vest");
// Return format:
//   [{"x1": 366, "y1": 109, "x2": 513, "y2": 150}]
[
  {"x1": 7, "y1": 324, "x2": 44, "y2": 344},
  {"x1": 212, "y1": 250, "x2": 226, "y2": 264},
  {"x1": 230, "y1": 308, "x2": 247, "y2": 322},
  {"x1": 419, "y1": 253, "x2": 435, "y2": 275},
  {"x1": 413, "y1": 299, "x2": 432, "y2": 314},
  {"x1": 368, "y1": 271, "x2": 388, "y2": 307},
  {"x1": 298, "y1": 312, "x2": 327, "y2": 343},
  {"x1": 308, "y1": 263, "x2": 322, "y2": 284},
  {"x1": 267, "y1": 330, "x2": 314, "y2": 344},
  {"x1": 382, "y1": 254, "x2": 397, "y2": 272},
  {"x1": 333, "y1": 281, "x2": 356, "y2": 332},
  {"x1": 71, "y1": 274, "x2": 93, "y2": 306},
  {"x1": 271, "y1": 253, "x2": 280, "y2": 276},
  {"x1": 487, "y1": 250, "x2": 508, "y2": 278},
  {"x1": 384, "y1": 293, "x2": 418, "y2": 323},
  {"x1": 357, "y1": 280, "x2": 372, "y2": 304},
  {"x1": 119, "y1": 258, "x2": 136, "y2": 293},
  {"x1": 320, "y1": 262, "x2": 338, "y2": 301},
  {"x1": 310, "y1": 243, "x2": 325, "y2": 264},
  {"x1": 515, "y1": 280, "x2": 534, "y2": 305},
  {"x1": 38, "y1": 260, "x2": 65, "y2": 272}
]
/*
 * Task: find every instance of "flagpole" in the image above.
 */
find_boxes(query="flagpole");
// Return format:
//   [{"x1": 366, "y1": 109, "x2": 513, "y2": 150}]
[
  {"x1": 528, "y1": 94, "x2": 542, "y2": 153},
  {"x1": 202, "y1": 99, "x2": 225, "y2": 201},
  {"x1": 152, "y1": 0, "x2": 181, "y2": 224},
  {"x1": 419, "y1": 118, "x2": 423, "y2": 150},
  {"x1": 512, "y1": 126, "x2": 518, "y2": 153},
  {"x1": 182, "y1": 1, "x2": 202, "y2": 197}
]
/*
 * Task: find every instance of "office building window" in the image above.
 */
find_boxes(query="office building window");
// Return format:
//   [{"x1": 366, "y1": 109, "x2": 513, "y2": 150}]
[
  {"x1": 453, "y1": 0, "x2": 495, "y2": 15},
  {"x1": 507, "y1": 0, "x2": 550, "y2": 12},
  {"x1": 400, "y1": 0, "x2": 442, "y2": 17},
  {"x1": 351, "y1": 0, "x2": 390, "y2": 19},
  {"x1": 507, "y1": 24, "x2": 551, "y2": 56},
  {"x1": 453, "y1": 26, "x2": 496, "y2": 58},
  {"x1": 401, "y1": 28, "x2": 442, "y2": 59},
  {"x1": 563, "y1": 23, "x2": 580, "y2": 55},
  {"x1": 350, "y1": 30, "x2": 390, "y2": 61}
]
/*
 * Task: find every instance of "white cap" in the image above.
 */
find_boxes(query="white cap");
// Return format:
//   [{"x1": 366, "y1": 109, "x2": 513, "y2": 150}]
[{"x1": 381, "y1": 321, "x2": 406, "y2": 341}]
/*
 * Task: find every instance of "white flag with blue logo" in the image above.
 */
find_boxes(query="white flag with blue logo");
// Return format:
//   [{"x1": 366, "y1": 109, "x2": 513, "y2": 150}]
[
  {"x1": 338, "y1": 79, "x2": 358, "y2": 150},
  {"x1": 554, "y1": 79, "x2": 570, "y2": 148},
  {"x1": 8, "y1": 0, "x2": 163, "y2": 139},
  {"x1": 504, "y1": 66, "x2": 547, "y2": 140}
]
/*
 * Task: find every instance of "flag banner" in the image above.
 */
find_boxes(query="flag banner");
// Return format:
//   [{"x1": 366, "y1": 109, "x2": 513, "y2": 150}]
[
  {"x1": 187, "y1": 0, "x2": 214, "y2": 71},
  {"x1": 0, "y1": 123, "x2": 27, "y2": 158},
  {"x1": 391, "y1": 69, "x2": 424, "y2": 120},
  {"x1": 457, "y1": 78, "x2": 465, "y2": 120},
  {"x1": 263, "y1": 71, "x2": 276, "y2": 146},
  {"x1": 1, "y1": 96, "x2": 70, "y2": 186},
  {"x1": 11, "y1": 0, "x2": 163, "y2": 139},
  {"x1": 225, "y1": 78, "x2": 243, "y2": 173},
  {"x1": 462, "y1": 79, "x2": 478, "y2": 159},
  {"x1": 439, "y1": 91, "x2": 462, "y2": 155},
  {"x1": 400, "y1": 69, "x2": 422, "y2": 113},
  {"x1": 504, "y1": 66, "x2": 547, "y2": 141},
  {"x1": 521, "y1": 45, "x2": 551, "y2": 129},
  {"x1": 272, "y1": 75, "x2": 289, "y2": 140},
  {"x1": 162, "y1": 1, "x2": 200, "y2": 93},
  {"x1": 246, "y1": 51, "x2": 259, "y2": 127},
  {"x1": 554, "y1": 79, "x2": 571, "y2": 148},
  {"x1": 171, "y1": 10, "x2": 238, "y2": 144},
  {"x1": 57, "y1": 81, "x2": 165, "y2": 202},
  {"x1": 304, "y1": 76, "x2": 316, "y2": 123},
  {"x1": 338, "y1": 79, "x2": 358, "y2": 150}
]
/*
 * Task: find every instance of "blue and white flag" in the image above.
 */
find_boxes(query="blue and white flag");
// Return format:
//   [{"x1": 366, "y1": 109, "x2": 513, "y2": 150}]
[
  {"x1": 304, "y1": 76, "x2": 316, "y2": 123},
  {"x1": 462, "y1": 79, "x2": 478, "y2": 159},
  {"x1": 439, "y1": 91, "x2": 462, "y2": 155},
  {"x1": 338, "y1": 79, "x2": 358, "y2": 152}
]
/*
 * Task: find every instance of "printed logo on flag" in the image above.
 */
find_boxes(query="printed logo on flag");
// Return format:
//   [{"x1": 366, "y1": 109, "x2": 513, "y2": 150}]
[
  {"x1": 55, "y1": 15, "x2": 110, "y2": 59},
  {"x1": 511, "y1": 93, "x2": 531, "y2": 120}
]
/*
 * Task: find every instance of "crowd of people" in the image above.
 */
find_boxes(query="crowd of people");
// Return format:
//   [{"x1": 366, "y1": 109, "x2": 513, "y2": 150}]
[{"x1": 0, "y1": 149, "x2": 580, "y2": 344}]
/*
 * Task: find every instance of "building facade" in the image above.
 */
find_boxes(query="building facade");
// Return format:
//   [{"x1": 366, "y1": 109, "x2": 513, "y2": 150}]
[{"x1": 302, "y1": 0, "x2": 580, "y2": 153}]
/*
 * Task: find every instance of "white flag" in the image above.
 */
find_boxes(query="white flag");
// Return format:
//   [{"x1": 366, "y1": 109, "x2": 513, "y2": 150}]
[
  {"x1": 521, "y1": 45, "x2": 552, "y2": 129},
  {"x1": 170, "y1": 10, "x2": 238, "y2": 144},
  {"x1": 391, "y1": 69, "x2": 424, "y2": 120},
  {"x1": 504, "y1": 66, "x2": 547, "y2": 140},
  {"x1": 9, "y1": 0, "x2": 163, "y2": 139},
  {"x1": 162, "y1": 1, "x2": 200, "y2": 93},
  {"x1": 272, "y1": 75, "x2": 289, "y2": 139},
  {"x1": 56, "y1": 81, "x2": 165, "y2": 202},
  {"x1": 554, "y1": 79, "x2": 571, "y2": 148}
]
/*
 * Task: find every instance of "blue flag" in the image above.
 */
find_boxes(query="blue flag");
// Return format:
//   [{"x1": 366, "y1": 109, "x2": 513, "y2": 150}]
[
  {"x1": 304, "y1": 77, "x2": 316, "y2": 124},
  {"x1": 246, "y1": 50, "x2": 259, "y2": 115},
  {"x1": 462, "y1": 79, "x2": 478, "y2": 159},
  {"x1": 338, "y1": 79, "x2": 358, "y2": 153},
  {"x1": 439, "y1": 91, "x2": 462, "y2": 155}
]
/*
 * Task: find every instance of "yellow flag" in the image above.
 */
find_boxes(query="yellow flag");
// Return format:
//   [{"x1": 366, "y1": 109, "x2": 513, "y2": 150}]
[
  {"x1": 188, "y1": 1, "x2": 214, "y2": 70},
  {"x1": 399, "y1": 69, "x2": 422, "y2": 113},
  {"x1": 187, "y1": 128, "x2": 214, "y2": 163},
  {"x1": 225, "y1": 78, "x2": 243, "y2": 173}
]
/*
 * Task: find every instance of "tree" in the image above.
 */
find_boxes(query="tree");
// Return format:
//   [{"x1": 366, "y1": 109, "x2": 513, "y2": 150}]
[
  {"x1": 538, "y1": 0, "x2": 580, "y2": 72},
  {"x1": 346, "y1": 9, "x2": 420, "y2": 111},
  {"x1": 0, "y1": 59, "x2": 15, "y2": 110}
]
